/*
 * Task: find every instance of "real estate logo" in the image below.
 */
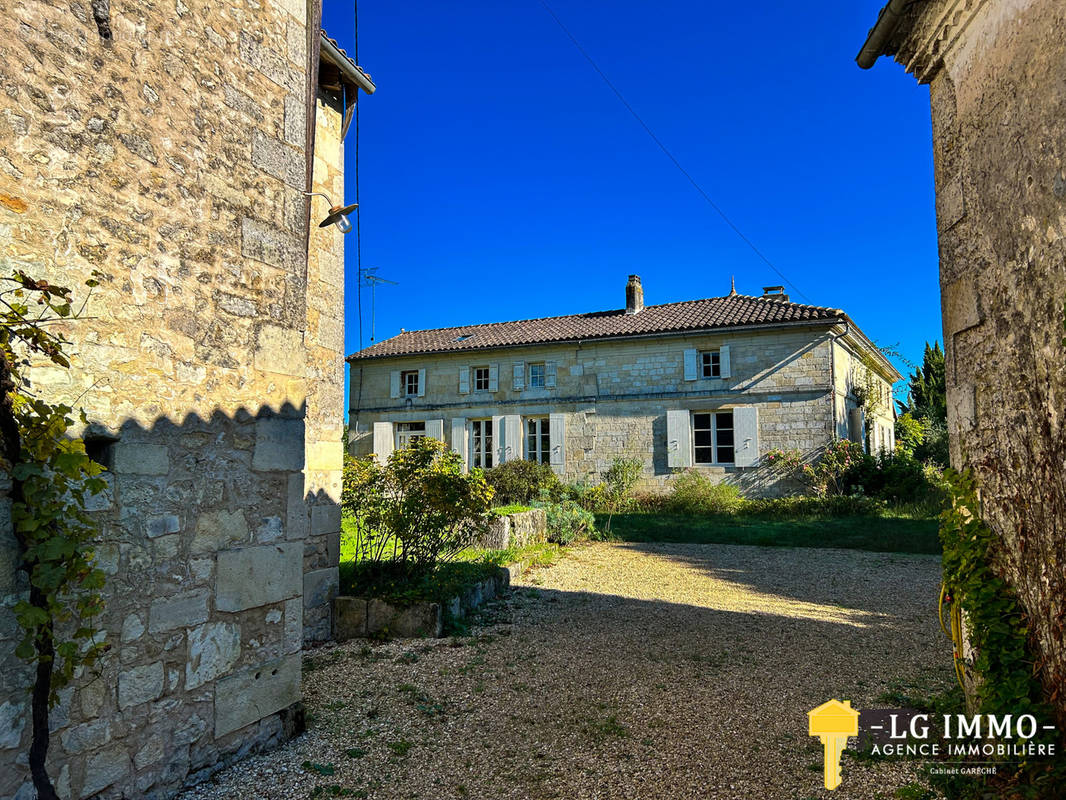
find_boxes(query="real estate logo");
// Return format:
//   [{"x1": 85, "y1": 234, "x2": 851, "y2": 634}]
[
  {"x1": 808, "y1": 699, "x2": 859, "y2": 790},
  {"x1": 807, "y1": 700, "x2": 1060, "y2": 791}
]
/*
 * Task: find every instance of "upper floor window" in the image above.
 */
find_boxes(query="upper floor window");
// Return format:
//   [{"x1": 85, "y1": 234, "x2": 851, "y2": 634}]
[
  {"x1": 474, "y1": 366, "x2": 490, "y2": 392},
  {"x1": 402, "y1": 370, "x2": 419, "y2": 396},
  {"x1": 395, "y1": 421, "x2": 425, "y2": 449},
  {"x1": 529, "y1": 362, "x2": 546, "y2": 388},
  {"x1": 700, "y1": 350, "x2": 721, "y2": 379},
  {"x1": 526, "y1": 417, "x2": 550, "y2": 464},
  {"x1": 693, "y1": 411, "x2": 734, "y2": 465}
]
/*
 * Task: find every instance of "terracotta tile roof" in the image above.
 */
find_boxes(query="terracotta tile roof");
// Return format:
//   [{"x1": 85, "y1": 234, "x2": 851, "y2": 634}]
[
  {"x1": 319, "y1": 30, "x2": 374, "y2": 90},
  {"x1": 347, "y1": 293, "x2": 845, "y2": 361}
]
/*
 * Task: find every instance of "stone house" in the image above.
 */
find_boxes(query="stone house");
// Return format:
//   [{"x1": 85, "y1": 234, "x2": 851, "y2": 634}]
[
  {"x1": 348, "y1": 277, "x2": 899, "y2": 492},
  {"x1": 857, "y1": 0, "x2": 1066, "y2": 723},
  {"x1": 0, "y1": 1, "x2": 371, "y2": 797}
]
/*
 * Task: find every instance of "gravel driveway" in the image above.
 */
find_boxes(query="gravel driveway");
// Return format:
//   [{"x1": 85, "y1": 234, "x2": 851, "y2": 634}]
[{"x1": 179, "y1": 541, "x2": 953, "y2": 800}]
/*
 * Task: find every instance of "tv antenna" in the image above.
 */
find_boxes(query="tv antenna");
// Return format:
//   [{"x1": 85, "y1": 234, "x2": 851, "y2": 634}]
[{"x1": 360, "y1": 267, "x2": 398, "y2": 343}]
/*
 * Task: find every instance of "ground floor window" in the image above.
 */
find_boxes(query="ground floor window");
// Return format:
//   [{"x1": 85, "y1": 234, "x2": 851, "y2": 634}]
[
  {"x1": 526, "y1": 417, "x2": 550, "y2": 464},
  {"x1": 471, "y1": 419, "x2": 493, "y2": 468},
  {"x1": 693, "y1": 411, "x2": 734, "y2": 464},
  {"x1": 395, "y1": 421, "x2": 425, "y2": 449}
]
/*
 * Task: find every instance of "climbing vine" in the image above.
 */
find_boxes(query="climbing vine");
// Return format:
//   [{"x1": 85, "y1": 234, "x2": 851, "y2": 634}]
[
  {"x1": 939, "y1": 469, "x2": 1065, "y2": 797},
  {"x1": 1, "y1": 269, "x2": 106, "y2": 800}
]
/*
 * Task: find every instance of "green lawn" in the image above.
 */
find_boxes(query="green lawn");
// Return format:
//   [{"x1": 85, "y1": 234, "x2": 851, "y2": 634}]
[{"x1": 598, "y1": 513, "x2": 940, "y2": 555}]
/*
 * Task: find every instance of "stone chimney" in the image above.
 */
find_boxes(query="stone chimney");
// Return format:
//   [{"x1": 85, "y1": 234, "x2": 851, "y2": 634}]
[
  {"x1": 762, "y1": 285, "x2": 789, "y2": 303},
  {"x1": 625, "y1": 274, "x2": 644, "y2": 314}
]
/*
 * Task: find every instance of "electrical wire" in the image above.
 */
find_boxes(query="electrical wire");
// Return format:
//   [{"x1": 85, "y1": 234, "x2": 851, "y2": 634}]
[
  {"x1": 539, "y1": 1, "x2": 810, "y2": 303},
  {"x1": 354, "y1": 0, "x2": 363, "y2": 351},
  {"x1": 939, "y1": 583, "x2": 967, "y2": 690}
]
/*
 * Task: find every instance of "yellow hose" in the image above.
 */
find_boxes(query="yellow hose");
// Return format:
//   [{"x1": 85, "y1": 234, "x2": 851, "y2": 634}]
[{"x1": 939, "y1": 582, "x2": 967, "y2": 690}]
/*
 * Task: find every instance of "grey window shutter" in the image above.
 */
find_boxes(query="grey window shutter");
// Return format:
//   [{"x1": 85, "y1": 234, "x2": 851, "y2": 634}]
[
  {"x1": 666, "y1": 409, "x2": 691, "y2": 468},
  {"x1": 458, "y1": 366, "x2": 470, "y2": 394},
  {"x1": 847, "y1": 407, "x2": 863, "y2": 443},
  {"x1": 450, "y1": 417, "x2": 468, "y2": 469},
  {"x1": 683, "y1": 349, "x2": 698, "y2": 381},
  {"x1": 488, "y1": 363, "x2": 499, "y2": 392},
  {"x1": 503, "y1": 415, "x2": 522, "y2": 462},
  {"x1": 732, "y1": 406, "x2": 759, "y2": 467},
  {"x1": 373, "y1": 422, "x2": 394, "y2": 460},
  {"x1": 512, "y1": 362, "x2": 525, "y2": 391},
  {"x1": 425, "y1": 418, "x2": 444, "y2": 441},
  {"x1": 491, "y1": 414, "x2": 506, "y2": 463},
  {"x1": 390, "y1": 371, "x2": 401, "y2": 398},
  {"x1": 545, "y1": 361, "x2": 557, "y2": 388},
  {"x1": 548, "y1": 413, "x2": 565, "y2": 474},
  {"x1": 416, "y1": 368, "x2": 426, "y2": 397},
  {"x1": 720, "y1": 345, "x2": 731, "y2": 379}
]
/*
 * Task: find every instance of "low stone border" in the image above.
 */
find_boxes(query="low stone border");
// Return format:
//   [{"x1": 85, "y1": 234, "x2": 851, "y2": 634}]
[
  {"x1": 476, "y1": 508, "x2": 547, "y2": 550},
  {"x1": 333, "y1": 560, "x2": 531, "y2": 640}
]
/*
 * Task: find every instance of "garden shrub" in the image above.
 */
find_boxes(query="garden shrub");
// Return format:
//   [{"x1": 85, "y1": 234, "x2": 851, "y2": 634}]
[
  {"x1": 483, "y1": 459, "x2": 561, "y2": 505},
  {"x1": 665, "y1": 470, "x2": 744, "y2": 515},
  {"x1": 742, "y1": 494, "x2": 887, "y2": 518},
  {"x1": 533, "y1": 500, "x2": 595, "y2": 544},
  {"x1": 341, "y1": 437, "x2": 493, "y2": 577},
  {"x1": 764, "y1": 439, "x2": 866, "y2": 496}
]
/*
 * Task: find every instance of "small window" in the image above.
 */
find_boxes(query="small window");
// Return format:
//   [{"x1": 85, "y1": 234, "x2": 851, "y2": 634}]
[
  {"x1": 401, "y1": 370, "x2": 419, "y2": 396},
  {"x1": 395, "y1": 421, "x2": 425, "y2": 449},
  {"x1": 700, "y1": 350, "x2": 721, "y2": 379},
  {"x1": 526, "y1": 417, "x2": 550, "y2": 464},
  {"x1": 473, "y1": 366, "x2": 490, "y2": 392},
  {"x1": 693, "y1": 411, "x2": 734, "y2": 464},
  {"x1": 471, "y1": 419, "x2": 493, "y2": 469},
  {"x1": 528, "y1": 362, "x2": 546, "y2": 389}
]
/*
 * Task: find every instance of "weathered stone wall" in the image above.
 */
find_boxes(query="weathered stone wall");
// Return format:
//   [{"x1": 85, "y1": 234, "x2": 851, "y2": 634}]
[
  {"x1": 349, "y1": 325, "x2": 894, "y2": 493},
  {"x1": 0, "y1": 0, "x2": 348, "y2": 796},
  {"x1": 876, "y1": 0, "x2": 1066, "y2": 722}
]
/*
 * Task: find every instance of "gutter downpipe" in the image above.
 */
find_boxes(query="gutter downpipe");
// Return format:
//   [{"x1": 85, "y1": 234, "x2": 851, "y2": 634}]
[{"x1": 856, "y1": 0, "x2": 911, "y2": 69}]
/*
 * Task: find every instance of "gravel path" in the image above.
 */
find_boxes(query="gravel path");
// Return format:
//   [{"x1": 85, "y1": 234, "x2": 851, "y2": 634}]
[{"x1": 179, "y1": 542, "x2": 953, "y2": 800}]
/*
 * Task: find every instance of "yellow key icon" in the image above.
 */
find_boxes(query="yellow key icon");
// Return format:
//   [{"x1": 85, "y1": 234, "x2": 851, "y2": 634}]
[{"x1": 808, "y1": 699, "x2": 859, "y2": 790}]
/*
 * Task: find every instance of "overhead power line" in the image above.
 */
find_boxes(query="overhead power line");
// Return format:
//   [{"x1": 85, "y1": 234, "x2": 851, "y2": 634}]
[{"x1": 539, "y1": 1, "x2": 811, "y2": 303}]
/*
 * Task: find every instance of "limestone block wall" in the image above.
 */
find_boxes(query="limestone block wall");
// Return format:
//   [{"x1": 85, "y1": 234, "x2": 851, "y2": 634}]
[
  {"x1": 349, "y1": 326, "x2": 844, "y2": 493},
  {"x1": 894, "y1": 0, "x2": 1066, "y2": 721},
  {"x1": 0, "y1": 0, "x2": 348, "y2": 796}
]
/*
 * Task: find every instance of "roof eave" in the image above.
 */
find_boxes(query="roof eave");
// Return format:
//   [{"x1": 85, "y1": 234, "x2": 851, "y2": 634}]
[
  {"x1": 856, "y1": 0, "x2": 912, "y2": 69},
  {"x1": 345, "y1": 316, "x2": 847, "y2": 363},
  {"x1": 320, "y1": 34, "x2": 376, "y2": 95}
]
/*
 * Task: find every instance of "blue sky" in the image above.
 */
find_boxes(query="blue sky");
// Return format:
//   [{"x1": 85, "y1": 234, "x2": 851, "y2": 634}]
[{"x1": 322, "y1": 1, "x2": 940, "y2": 405}]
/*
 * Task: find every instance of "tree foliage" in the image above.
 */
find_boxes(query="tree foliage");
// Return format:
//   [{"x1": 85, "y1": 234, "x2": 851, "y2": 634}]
[
  {"x1": 342, "y1": 437, "x2": 493, "y2": 577},
  {"x1": 0, "y1": 269, "x2": 102, "y2": 800},
  {"x1": 896, "y1": 342, "x2": 949, "y2": 465}
]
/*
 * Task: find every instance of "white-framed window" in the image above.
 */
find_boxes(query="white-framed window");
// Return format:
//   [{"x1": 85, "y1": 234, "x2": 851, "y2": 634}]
[
  {"x1": 395, "y1": 421, "x2": 425, "y2": 449},
  {"x1": 693, "y1": 411, "x2": 734, "y2": 465},
  {"x1": 473, "y1": 366, "x2": 490, "y2": 392},
  {"x1": 700, "y1": 350, "x2": 721, "y2": 379},
  {"x1": 470, "y1": 419, "x2": 493, "y2": 469},
  {"x1": 528, "y1": 362, "x2": 546, "y2": 388},
  {"x1": 526, "y1": 417, "x2": 550, "y2": 464},
  {"x1": 401, "y1": 370, "x2": 419, "y2": 396}
]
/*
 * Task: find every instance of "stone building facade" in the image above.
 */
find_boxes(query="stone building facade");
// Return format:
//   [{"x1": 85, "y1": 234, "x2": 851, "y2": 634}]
[
  {"x1": 348, "y1": 278, "x2": 898, "y2": 493},
  {"x1": 0, "y1": 1, "x2": 371, "y2": 797},
  {"x1": 858, "y1": 0, "x2": 1066, "y2": 723}
]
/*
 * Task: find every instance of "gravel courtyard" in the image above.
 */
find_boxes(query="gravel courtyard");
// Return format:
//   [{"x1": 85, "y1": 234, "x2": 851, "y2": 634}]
[{"x1": 179, "y1": 542, "x2": 953, "y2": 800}]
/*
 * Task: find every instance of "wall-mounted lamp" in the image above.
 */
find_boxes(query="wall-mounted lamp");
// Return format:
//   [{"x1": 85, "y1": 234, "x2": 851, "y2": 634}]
[{"x1": 304, "y1": 192, "x2": 358, "y2": 234}]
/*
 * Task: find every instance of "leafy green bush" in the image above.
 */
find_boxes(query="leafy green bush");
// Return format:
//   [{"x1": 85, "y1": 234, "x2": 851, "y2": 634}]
[
  {"x1": 842, "y1": 450, "x2": 945, "y2": 509},
  {"x1": 533, "y1": 500, "x2": 596, "y2": 544},
  {"x1": 483, "y1": 459, "x2": 561, "y2": 505},
  {"x1": 665, "y1": 470, "x2": 744, "y2": 514},
  {"x1": 765, "y1": 439, "x2": 866, "y2": 496},
  {"x1": 341, "y1": 438, "x2": 493, "y2": 577}
]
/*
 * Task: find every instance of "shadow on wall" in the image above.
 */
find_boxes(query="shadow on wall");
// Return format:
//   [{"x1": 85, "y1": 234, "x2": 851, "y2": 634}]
[{"x1": 0, "y1": 402, "x2": 340, "y2": 800}]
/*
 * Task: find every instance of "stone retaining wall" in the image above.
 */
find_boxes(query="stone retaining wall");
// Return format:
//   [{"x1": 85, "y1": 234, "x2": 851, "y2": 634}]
[{"x1": 476, "y1": 509, "x2": 547, "y2": 550}]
